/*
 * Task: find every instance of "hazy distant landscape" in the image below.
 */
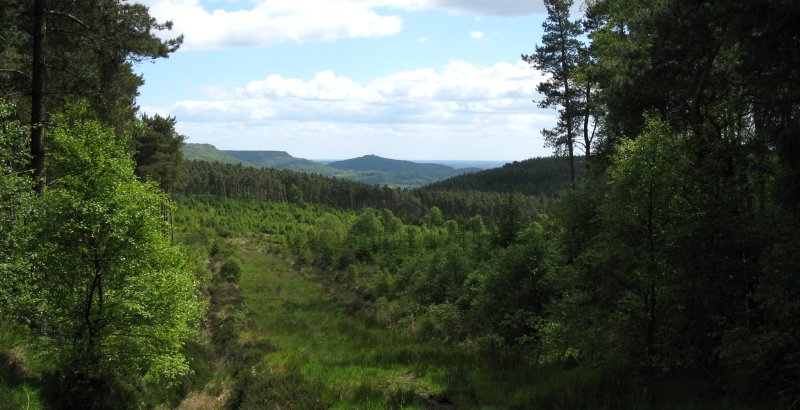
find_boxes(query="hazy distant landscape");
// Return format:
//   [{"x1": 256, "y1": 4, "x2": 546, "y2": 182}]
[
  {"x1": 183, "y1": 143, "x2": 491, "y2": 187},
  {"x1": 315, "y1": 158, "x2": 509, "y2": 170}
]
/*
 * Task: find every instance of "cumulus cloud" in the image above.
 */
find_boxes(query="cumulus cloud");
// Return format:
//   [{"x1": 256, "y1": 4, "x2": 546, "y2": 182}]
[
  {"x1": 150, "y1": 60, "x2": 554, "y2": 159},
  {"x1": 169, "y1": 60, "x2": 545, "y2": 121},
  {"x1": 138, "y1": 0, "x2": 407, "y2": 50},
  {"x1": 136, "y1": 0, "x2": 560, "y2": 50},
  {"x1": 469, "y1": 30, "x2": 485, "y2": 39}
]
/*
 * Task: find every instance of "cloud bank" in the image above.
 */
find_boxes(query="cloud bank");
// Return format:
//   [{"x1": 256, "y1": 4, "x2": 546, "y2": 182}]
[
  {"x1": 145, "y1": 60, "x2": 554, "y2": 159},
  {"x1": 137, "y1": 0, "x2": 549, "y2": 50}
]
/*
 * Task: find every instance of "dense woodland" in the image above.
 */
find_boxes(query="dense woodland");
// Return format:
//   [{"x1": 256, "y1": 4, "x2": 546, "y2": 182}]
[
  {"x1": 424, "y1": 156, "x2": 583, "y2": 197},
  {"x1": 2, "y1": 0, "x2": 800, "y2": 408}
]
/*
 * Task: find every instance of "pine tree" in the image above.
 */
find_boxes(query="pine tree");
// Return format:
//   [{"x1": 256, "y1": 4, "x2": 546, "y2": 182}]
[{"x1": 522, "y1": 0, "x2": 583, "y2": 187}]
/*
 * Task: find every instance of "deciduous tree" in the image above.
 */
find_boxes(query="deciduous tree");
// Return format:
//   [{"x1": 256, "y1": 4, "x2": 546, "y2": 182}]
[{"x1": 28, "y1": 105, "x2": 201, "y2": 393}]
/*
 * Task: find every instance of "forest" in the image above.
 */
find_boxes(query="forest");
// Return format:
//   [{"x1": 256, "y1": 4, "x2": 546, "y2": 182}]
[{"x1": 1, "y1": 0, "x2": 799, "y2": 408}]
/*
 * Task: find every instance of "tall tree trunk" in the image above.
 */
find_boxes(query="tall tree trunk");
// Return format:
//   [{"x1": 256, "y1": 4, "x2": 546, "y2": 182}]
[
  {"x1": 559, "y1": 19, "x2": 575, "y2": 188},
  {"x1": 30, "y1": 0, "x2": 47, "y2": 193},
  {"x1": 563, "y1": 63, "x2": 575, "y2": 188},
  {"x1": 583, "y1": 81, "x2": 592, "y2": 170}
]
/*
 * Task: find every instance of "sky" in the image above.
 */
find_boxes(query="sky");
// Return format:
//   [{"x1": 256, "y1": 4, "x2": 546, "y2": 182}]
[{"x1": 133, "y1": 0, "x2": 572, "y2": 161}]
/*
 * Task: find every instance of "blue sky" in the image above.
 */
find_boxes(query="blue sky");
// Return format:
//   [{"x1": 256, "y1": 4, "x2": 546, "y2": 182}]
[{"x1": 134, "y1": 0, "x2": 576, "y2": 160}]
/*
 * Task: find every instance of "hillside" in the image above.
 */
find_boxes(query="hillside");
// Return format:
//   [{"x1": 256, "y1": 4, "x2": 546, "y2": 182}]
[
  {"x1": 329, "y1": 154, "x2": 479, "y2": 181},
  {"x1": 423, "y1": 156, "x2": 584, "y2": 197},
  {"x1": 183, "y1": 144, "x2": 484, "y2": 188},
  {"x1": 182, "y1": 143, "x2": 259, "y2": 167},
  {"x1": 225, "y1": 150, "x2": 337, "y2": 175}
]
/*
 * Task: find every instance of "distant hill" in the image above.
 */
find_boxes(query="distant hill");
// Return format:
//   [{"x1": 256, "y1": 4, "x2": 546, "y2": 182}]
[
  {"x1": 423, "y1": 156, "x2": 584, "y2": 197},
  {"x1": 182, "y1": 144, "x2": 478, "y2": 188},
  {"x1": 329, "y1": 155, "x2": 479, "y2": 182},
  {"x1": 183, "y1": 143, "x2": 259, "y2": 167}
]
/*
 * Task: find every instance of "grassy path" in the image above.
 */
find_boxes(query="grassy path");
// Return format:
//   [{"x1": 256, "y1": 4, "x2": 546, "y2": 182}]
[{"x1": 238, "y1": 250, "x2": 458, "y2": 409}]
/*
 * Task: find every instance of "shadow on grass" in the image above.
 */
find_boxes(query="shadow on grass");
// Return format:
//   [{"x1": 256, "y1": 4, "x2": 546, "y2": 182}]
[{"x1": 0, "y1": 349, "x2": 42, "y2": 410}]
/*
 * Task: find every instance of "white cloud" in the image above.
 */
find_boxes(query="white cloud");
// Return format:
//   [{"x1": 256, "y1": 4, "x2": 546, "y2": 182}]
[
  {"x1": 136, "y1": 0, "x2": 563, "y2": 51},
  {"x1": 150, "y1": 60, "x2": 554, "y2": 159},
  {"x1": 416, "y1": 36, "x2": 430, "y2": 43},
  {"x1": 429, "y1": 0, "x2": 547, "y2": 16},
  {"x1": 469, "y1": 30, "x2": 485, "y2": 39},
  {"x1": 138, "y1": 0, "x2": 406, "y2": 50}
]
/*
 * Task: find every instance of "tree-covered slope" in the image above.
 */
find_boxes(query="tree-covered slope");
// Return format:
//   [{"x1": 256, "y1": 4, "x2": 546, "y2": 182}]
[
  {"x1": 175, "y1": 159, "x2": 550, "y2": 224},
  {"x1": 424, "y1": 156, "x2": 583, "y2": 197}
]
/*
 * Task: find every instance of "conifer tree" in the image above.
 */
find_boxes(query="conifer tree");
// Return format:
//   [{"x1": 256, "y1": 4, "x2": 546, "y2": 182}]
[{"x1": 522, "y1": 0, "x2": 583, "y2": 186}]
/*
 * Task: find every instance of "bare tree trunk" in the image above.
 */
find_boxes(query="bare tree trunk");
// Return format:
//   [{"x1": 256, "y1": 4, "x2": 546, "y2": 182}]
[{"x1": 30, "y1": 0, "x2": 47, "y2": 193}]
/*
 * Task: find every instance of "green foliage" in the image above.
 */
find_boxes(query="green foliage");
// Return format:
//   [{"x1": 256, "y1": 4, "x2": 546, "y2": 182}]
[
  {"x1": 0, "y1": 0, "x2": 181, "y2": 129},
  {"x1": 422, "y1": 206, "x2": 444, "y2": 228},
  {"x1": 0, "y1": 102, "x2": 34, "y2": 318},
  {"x1": 26, "y1": 106, "x2": 202, "y2": 387},
  {"x1": 287, "y1": 183, "x2": 305, "y2": 206},
  {"x1": 129, "y1": 114, "x2": 185, "y2": 192},
  {"x1": 219, "y1": 257, "x2": 243, "y2": 283}
]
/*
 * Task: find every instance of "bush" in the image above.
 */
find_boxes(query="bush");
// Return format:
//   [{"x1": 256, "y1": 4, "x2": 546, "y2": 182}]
[{"x1": 219, "y1": 258, "x2": 243, "y2": 283}]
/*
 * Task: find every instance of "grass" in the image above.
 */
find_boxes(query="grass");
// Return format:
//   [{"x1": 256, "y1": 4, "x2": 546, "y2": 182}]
[
  {"x1": 239, "y1": 249, "x2": 444, "y2": 408},
  {"x1": 0, "y1": 322, "x2": 47, "y2": 410}
]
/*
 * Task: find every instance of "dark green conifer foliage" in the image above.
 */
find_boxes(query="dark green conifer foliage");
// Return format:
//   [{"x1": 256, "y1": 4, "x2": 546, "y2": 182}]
[
  {"x1": 130, "y1": 114, "x2": 185, "y2": 192},
  {"x1": 523, "y1": 0, "x2": 584, "y2": 186}
]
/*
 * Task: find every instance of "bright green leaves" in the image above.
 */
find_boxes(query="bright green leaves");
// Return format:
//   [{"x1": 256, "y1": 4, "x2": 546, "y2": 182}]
[
  {"x1": 605, "y1": 117, "x2": 690, "y2": 241},
  {"x1": 0, "y1": 102, "x2": 35, "y2": 319},
  {"x1": 24, "y1": 105, "x2": 201, "y2": 384}
]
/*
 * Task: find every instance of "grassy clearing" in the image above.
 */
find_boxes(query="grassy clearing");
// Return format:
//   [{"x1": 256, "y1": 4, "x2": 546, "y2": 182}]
[
  {"x1": 237, "y1": 249, "x2": 751, "y2": 409},
  {"x1": 238, "y1": 249, "x2": 605, "y2": 409},
  {"x1": 239, "y1": 249, "x2": 443, "y2": 408}
]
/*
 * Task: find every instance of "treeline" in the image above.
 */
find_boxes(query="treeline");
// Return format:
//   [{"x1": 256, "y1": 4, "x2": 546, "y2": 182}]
[
  {"x1": 508, "y1": 0, "x2": 798, "y2": 405},
  {"x1": 175, "y1": 159, "x2": 551, "y2": 225}
]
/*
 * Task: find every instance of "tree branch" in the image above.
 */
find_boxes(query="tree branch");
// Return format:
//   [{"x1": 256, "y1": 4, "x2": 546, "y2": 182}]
[
  {"x1": 47, "y1": 10, "x2": 90, "y2": 30},
  {"x1": 0, "y1": 68, "x2": 29, "y2": 78}
]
